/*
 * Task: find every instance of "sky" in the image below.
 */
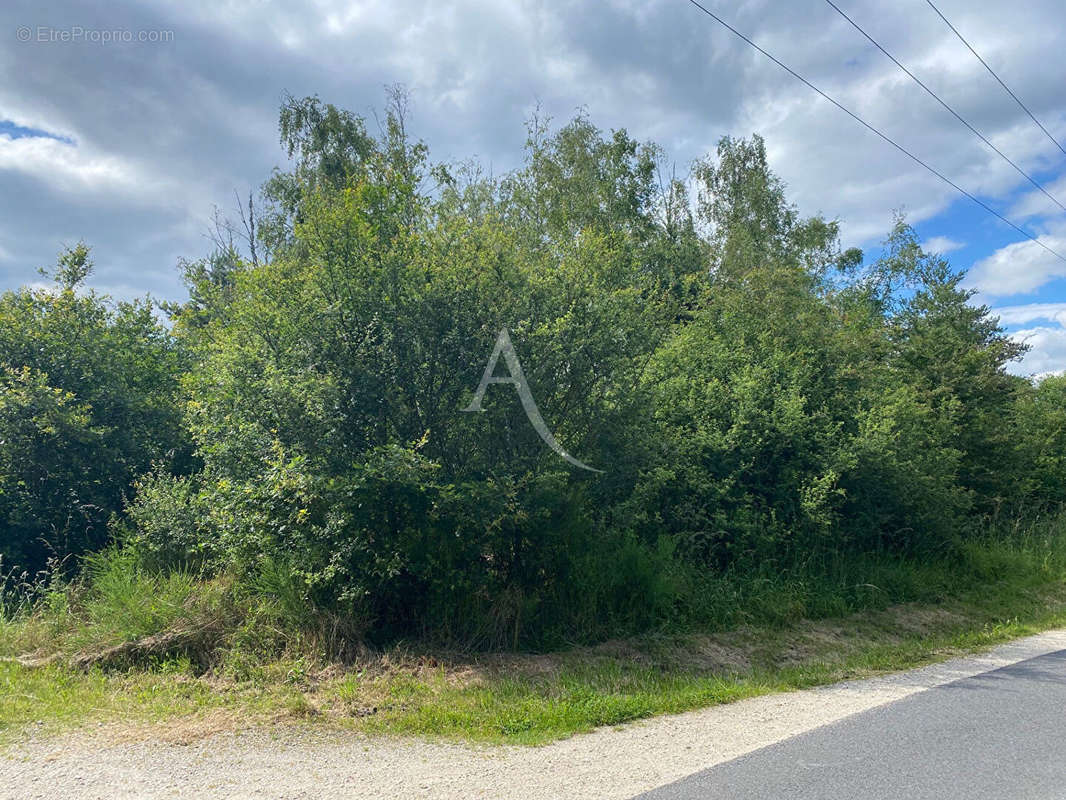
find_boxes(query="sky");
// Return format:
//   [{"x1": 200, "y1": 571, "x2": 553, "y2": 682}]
[{"x1": 2, "y1": 0, "x2": 1065, "y2": 376}]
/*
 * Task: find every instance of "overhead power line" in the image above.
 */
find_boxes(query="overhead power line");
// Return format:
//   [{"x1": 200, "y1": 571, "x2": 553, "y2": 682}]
[
  {"x1": 681, "y1": 0, "x2": 1066, "y2": 264},
  {"x1": 824, "y1": 0, "x2": 1066, "y2": 216},
  {"x1": 925, "y1": 0, "x2": 1066, "y2": 159}
]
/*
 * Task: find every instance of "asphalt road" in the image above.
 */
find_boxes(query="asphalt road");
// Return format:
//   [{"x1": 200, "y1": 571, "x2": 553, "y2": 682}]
[{"x1": 635, "y1": 648, "x2": 1066, "y2": 800}]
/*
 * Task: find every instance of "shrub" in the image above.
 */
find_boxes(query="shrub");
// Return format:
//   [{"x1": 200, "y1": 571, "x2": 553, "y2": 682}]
[{"x1": 0, "y1": 246, "x2": 189, "y2": 575}]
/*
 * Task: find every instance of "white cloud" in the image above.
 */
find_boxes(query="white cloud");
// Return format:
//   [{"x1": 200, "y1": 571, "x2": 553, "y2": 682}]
[
  {"x1": 921, "y1": 235, "x2": 964, "y2": 254},
  {"x1": 967, "y1": 232, "x2": 1066, "y2": 297},
  {"x1": 992, "y1": 302, "x2": 1066, "y2": 327},
  {"x1": 992, "y1": 302, "x2": 1066, "y2": 378},
  {"x1": 0, "y1": 135, "x2": 138, "y2": 196},
  {"x1": 1009, "y1": 325, "x2": 1066, "y2": 378},
  {"x1": 1011, "y1": 174, "x2": 1066, "y2": 221}
]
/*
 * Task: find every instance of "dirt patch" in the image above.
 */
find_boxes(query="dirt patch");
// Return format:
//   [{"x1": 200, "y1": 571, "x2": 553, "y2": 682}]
[
  {"x1": 311, "y1": 597, "x2": 1046, "y2": 682},
  {"x1": 111, "y1": 709, "x2": 253, "y2": 747},
  {"x1": 886, "y1": 603, "x2": 967, "y2": 634}
]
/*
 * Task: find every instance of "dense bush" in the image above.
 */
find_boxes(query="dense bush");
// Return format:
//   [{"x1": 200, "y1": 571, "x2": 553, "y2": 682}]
[
  {"x1": 6, "y1": 95, "x2": 1066, "y2": 649},
  {"x1": 133, "y1": 100, "x2": 693, "y2": 646},
  {"x1": 1012, "y1": 375, "x2": 1066, "y2": 512},
  {"x1": 0, "y1": 246, "x2": 189, "y2": 576}
]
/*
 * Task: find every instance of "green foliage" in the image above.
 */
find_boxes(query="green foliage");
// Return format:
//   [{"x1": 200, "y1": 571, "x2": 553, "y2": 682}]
[
  {"x1": 0, "y1": 248, "x2": 189, "y2": 574},
  {"x1": 131, "y1": 102, "x2": 699, "y2": 647},
  {"x1": 6, "y1": 97, "x2": 1061, "y2": 652},
  {"x1": 0, "y1": 366, "x2": 106, "y2": 570},
  {"x1": 639, "y1": 260, "x2": 851, "y2": 561},
  {"x1": 884, "y1": 222, "x2": 1026, "y2": 509},
  {"x1": 10, "y1": 512, "x2": 1066, "y2": 748},
  {"x1": 1011, "y1": 375, "x2": 1066, "y2": 510}
]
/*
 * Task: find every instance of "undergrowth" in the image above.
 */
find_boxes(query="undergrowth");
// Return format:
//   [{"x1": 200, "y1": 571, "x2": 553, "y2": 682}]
[{"x1": 2, "y1": 513, "x2": 1066, "y2": 745}]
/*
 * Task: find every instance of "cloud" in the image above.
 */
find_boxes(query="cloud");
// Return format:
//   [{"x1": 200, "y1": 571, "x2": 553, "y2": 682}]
[
  {"x1": 992, "y1": 302, "x2": 1066, "y2": 327},
  {"x1": 0, "y1": 0, "x2": 1065, "y2": 300},
  {"x1": 1009, "y1": 325, "x2": 1066, "y2": 378},
  {"x1": 967, "y1": 230, "x2": 1066, "y2": 297},
  {"x1": 1010, "y1": 174, "x2": 1066, "y2": 221},
  {"x1": 991, "y1": 301, "x2": 1066, "y2": 378},
  {"x1": 921, "y1": 235, "x2": 964, "y2": 254},
  {"x1": 0, "y1": 135, "x2": 141, "y2": 196}
]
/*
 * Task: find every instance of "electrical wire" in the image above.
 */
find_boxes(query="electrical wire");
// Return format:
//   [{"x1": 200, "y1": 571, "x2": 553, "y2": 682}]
[
  {"x1": 925, "y1": 0, "x2": 1066, "y2": 159},
  {"x1": 824, "y1": 0, "x2": 1066, "y2": 215},
  {"x1": 682, "y1": 0, "x2": 1066, "y2": 263}
]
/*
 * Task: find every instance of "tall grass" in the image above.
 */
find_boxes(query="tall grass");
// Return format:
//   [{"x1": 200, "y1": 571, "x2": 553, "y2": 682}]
[
  {"x1": 4, "y1": 512, "x2": 1066, "y2": 667},
  {"x1": 665, "y1": 511, "x2": 1066, "y2": 635}
]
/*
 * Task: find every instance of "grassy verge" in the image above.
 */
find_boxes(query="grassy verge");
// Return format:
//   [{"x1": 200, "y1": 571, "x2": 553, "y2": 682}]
[
  {"x1": 328, "y1": 583, "x2": 1066, "y2": 744},
  {"x1": 3, "y1": 520, "x2": 1066, "y2": 747}
]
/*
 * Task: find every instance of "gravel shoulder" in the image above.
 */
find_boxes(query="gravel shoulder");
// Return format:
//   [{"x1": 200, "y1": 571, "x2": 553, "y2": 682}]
[{"x1": 5, "y1": 629, "x2": 1066, "y2": 800}]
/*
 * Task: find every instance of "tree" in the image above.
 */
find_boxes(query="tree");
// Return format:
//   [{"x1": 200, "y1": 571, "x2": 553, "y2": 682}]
[
  {"x1": 693, "y1": 135, "x2": 856, "y2": 286},
  {"x1": 883, "y1": 222, "x2": 1027, "y2": 512},
  {"x1": 0, "y1": 245, "x2": 189, "y2": 574},
  {"x1": 120, "y1": 101, "x2": 1056, "y2": 647},
  {"x1": 131, "y1": 98, "x2": 694, "y2": 645},
  {"x1": 258, "y1": 93, "x2": 377, "y2": 259},
  {"x1": 1013, "y1": 375, "x2": 1066, "y2": 510}
]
